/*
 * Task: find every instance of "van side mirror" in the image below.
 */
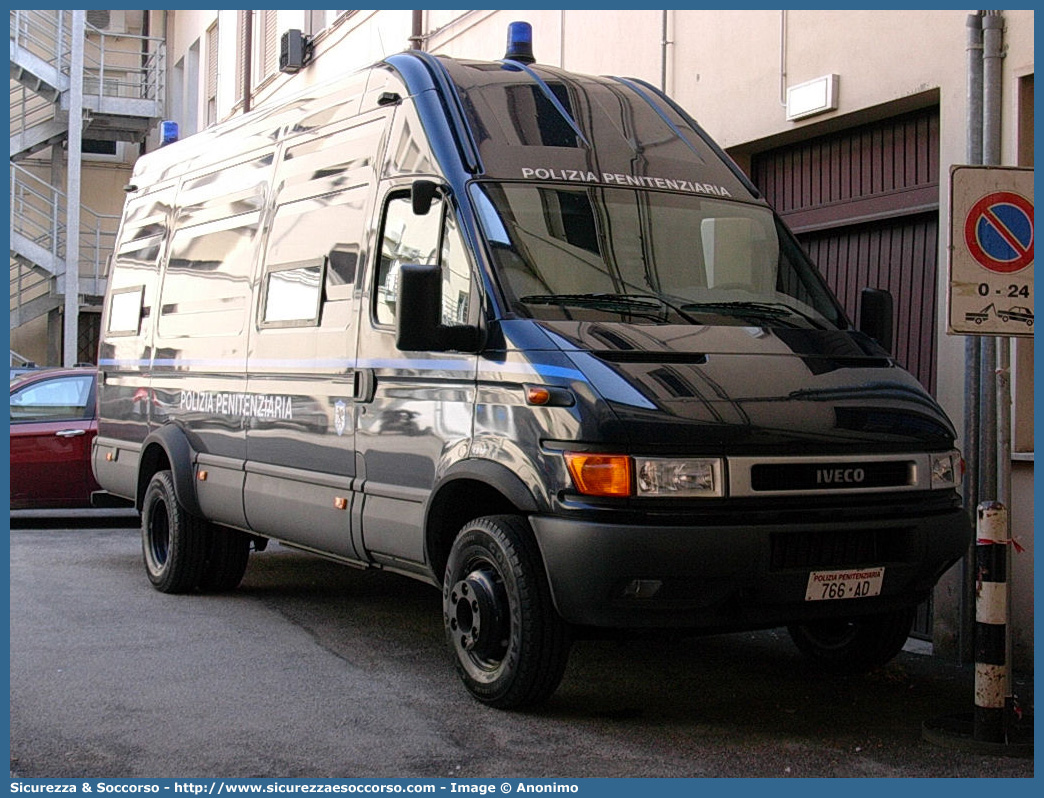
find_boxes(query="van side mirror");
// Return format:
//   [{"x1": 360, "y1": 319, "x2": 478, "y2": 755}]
[
  {"x1": 396, "y1": 263, "x2": 482, "y2": 353},
  {"x1": 412, "y1": 180, "x2": 440, "y2": 216},
  {"x1": 859, "y1": 287, "x2": 894, "y2": 354}
]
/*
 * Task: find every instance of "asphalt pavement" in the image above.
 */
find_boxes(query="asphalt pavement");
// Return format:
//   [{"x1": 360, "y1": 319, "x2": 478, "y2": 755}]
[{"x1": 8, "y1": 509, "x2": 1034, "y2": 779}]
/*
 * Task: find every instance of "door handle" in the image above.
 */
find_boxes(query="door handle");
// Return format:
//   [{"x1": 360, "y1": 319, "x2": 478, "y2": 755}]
[
  {"x1": 353, "y1": 368, "x2": 376, "y2": 403},
  {"x1": 55, "y1": 429, "x2": 87, "y2": 438}
]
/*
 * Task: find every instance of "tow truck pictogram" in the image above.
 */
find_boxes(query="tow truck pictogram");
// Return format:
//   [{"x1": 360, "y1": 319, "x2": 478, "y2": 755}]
[{"x1": 964, "y1": 303, "x2": 995, "y2": 324}]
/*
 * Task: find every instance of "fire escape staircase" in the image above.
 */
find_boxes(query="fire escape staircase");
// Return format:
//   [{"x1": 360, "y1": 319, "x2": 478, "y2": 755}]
[{"x1": 10, "y1": 10, "x2": 165, "y2": 330}]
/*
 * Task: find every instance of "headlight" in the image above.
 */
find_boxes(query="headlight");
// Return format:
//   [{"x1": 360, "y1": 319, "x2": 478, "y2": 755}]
[
  {"x1": 564, "y1": 453, "x2": 724, "y2": 498},
  {"x1": 930, "y1": 450, "x2": 962, "y2": 489},
  {"x1": 636, "y1": 457, "x2": 724, "y2": 498}
]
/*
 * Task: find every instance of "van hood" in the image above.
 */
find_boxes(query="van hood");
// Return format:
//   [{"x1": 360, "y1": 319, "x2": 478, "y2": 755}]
[{"x1": 538, "y1": 321, "x2": 956, "y2": 454}]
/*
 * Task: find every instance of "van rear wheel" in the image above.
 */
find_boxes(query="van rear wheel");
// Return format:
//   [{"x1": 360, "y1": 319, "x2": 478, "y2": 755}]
[
  {"x1": 443, "y1": 515, "x2": 570, "y2": 709},
  {"x1": 199, "y1": 527, "x2": 251, "y2": 592},
  {"x1": 787, "y1": 607, "x2": 915, "y2": 673},
  {"x1": 141, "y1": 470, "x2": 208, "y2": 594}
]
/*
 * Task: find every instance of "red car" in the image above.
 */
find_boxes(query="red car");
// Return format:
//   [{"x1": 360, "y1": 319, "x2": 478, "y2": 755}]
[{"x1": 9, "y1": 367, "x2": 101, "y2": 509}]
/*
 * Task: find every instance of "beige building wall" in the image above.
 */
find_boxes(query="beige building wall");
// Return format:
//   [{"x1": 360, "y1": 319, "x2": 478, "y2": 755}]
[
  {"x1": 155, "y1": 9, "x2": 1035, "y2": 669},
  {"x1": 10, "y1": 316, "x2": 50, "y2": 365},
  {"x1": 160, "y1": 10, "x2": 416, "y2": 140}
]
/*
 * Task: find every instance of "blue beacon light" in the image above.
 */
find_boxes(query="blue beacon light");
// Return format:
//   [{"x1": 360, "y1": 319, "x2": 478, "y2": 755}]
[
  {"x1": 160, "y1": 120, "x2": 179, "y2": 146},
  {"x1": 505, "y1": 21, "x2": 535, "y2": 64}
]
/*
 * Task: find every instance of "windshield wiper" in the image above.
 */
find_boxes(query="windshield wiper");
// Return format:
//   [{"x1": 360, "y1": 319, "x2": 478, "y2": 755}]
[
  {"x1": 680, "y1": 300, "x2": 822, "y2": 327},
  {"x1": 520, "y1": 293, "x2": 698, "y2": 323}
]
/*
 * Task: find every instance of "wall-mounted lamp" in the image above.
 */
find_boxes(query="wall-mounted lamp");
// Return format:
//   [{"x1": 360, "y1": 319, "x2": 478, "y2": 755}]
[{"x1": 786, "y1": 74, "x2": 839, "y2": 121}]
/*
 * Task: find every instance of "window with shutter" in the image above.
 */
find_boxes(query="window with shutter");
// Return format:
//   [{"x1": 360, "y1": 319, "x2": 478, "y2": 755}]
[
  {"x1": 205, "y1": 22, "x2": 219, "y2": 126},
  {"x1": 234, "y1": 10, "x2": 246, "y2": 105},
  {"x1": 305, "y1": 10, "x2": 326, "y2": 36},
  {"x1": 257, "y1": 10, "x2": 278, "y2": 82}
]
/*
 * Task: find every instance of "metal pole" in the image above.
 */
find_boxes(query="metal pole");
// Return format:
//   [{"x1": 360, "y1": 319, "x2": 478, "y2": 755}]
[
  {"x1": 960, "y1": 11, "x2": 983, "y2": 664},
  {"x1": 982, "y1": 11, "x2": 1010, "y2": 508},
  {"x1": 977, "y1": 9, "x2": 1003, "y2": 506},
  {"x1": 63, "y1": 10, "x2": 85, "y2": 367},
  {"x1": 996, "y1": 340, "x2": 1012, "y2": 512},
  {"x1": 661, "y1": 10, "x2": 669, "y2": 93},
  {"x1": 411, "y1": 10, "x2": 423, "y2": 50},
  {"x1": 243, "y1": 10, "x2": 253, "y2": 113},
  {"x1": 980, "y1": 6, "x2": 1014, "y2": 713}
]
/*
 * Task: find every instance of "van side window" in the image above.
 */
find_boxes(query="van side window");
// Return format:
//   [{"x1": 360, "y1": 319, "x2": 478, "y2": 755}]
[
  {"x1": 374, "y1": 193, "x2": 472, "y2": 327},
  {"x1": 440, "y1": 211, "x2": 472, "y2": 325},
  {"x1": 261, "y1": 262, "x2": 324, "y2": 326},
  {"x1": 106, "y1": 286, "x2": 145, "y2": 335},
  {"x1": 260, "y1": 187, "x2": 367, "y2": 327}
]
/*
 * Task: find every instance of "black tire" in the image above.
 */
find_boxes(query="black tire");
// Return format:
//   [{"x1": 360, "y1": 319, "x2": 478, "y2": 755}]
[
  {"x1": 787, "y1": 607, "x2": 915, "y2": 674},
  {"x1": 198, "y1": 526, "x2": 251, "y2": 593},
  {"x1": 443, "y1": 515, "x2": 571, "y2": 709},
  {"x1": 141, "y1": 470, "x2": 209, "y2": 594}
]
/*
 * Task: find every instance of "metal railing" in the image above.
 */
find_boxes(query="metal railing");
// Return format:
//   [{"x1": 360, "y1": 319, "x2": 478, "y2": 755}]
[
  {"x1": 78, "y1": 207, "x2": 121, "y2": 284},
  {"x1": 9, "y1": 10, "x2": 72, "y2": 73},
  {"x1": 10, "y1": 9, "x2": 162, "y2": 326},
  {"x1": 10, "y1": 83, "x2": 63, "y2": 148},
  {"x1": 83, "y1": 23, "x2": 166, "y2": 103},
  {"x1": 10, "y1": 162, "x2": 63, "y2": 263},
  {"x1": 10, "y1": 261, "x2": 55, "y2": 322},
  {"x1": 10, "y1": 10, "x2": 166, "y2": 136},
  {"x1": 10, "y1": 161, "x2": 119, "y2": 284}
]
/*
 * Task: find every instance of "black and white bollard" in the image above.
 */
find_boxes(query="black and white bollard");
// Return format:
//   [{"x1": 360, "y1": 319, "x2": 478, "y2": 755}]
[
  {"x1": 923, "y1": 500, "x2": 1031, "y2": 756},
  {"x1": 973, "y1": 501, "x2": 1009, "y2": 743}
]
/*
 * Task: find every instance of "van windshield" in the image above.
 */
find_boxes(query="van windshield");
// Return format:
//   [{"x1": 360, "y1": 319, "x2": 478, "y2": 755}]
[{"x1": 470, "y1": 182, "x2": 847, "y2": 329}]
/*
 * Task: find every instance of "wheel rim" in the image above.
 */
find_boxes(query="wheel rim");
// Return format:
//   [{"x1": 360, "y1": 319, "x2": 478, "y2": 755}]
[
  {"x1": 147, "y1": 498, "x2": 171, "y2": 569},
  {"x1": 447, "y1": 560, "x2": 509, "y2": 672}
]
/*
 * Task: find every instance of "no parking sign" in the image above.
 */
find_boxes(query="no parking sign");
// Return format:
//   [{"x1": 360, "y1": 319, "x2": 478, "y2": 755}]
[{"x1": 949, "y1": 166, "x2": 1034, "y2": 336}]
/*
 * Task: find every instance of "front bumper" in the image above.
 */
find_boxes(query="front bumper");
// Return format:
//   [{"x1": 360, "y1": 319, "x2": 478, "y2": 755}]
[{"x1": 530, "y1": 506, "x2": 971, "y2": 630}]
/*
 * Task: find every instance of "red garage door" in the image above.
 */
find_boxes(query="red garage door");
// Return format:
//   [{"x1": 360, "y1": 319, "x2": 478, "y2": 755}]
[{"x1": 751, "y1": 107, "x2": 941, "y2": 394}]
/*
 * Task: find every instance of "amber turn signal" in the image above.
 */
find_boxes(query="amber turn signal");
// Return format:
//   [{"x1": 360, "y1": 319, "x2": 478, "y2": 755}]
[
  {"x1": 526, "y1": 386, "x2": 552, "y2": 405},
  {"x1": 564, "y1": 453, "x2": 632, "y2": 497}
]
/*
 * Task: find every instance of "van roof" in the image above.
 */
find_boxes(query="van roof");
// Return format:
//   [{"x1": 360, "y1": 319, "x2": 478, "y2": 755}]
[
  {"x1": 126, "y1": 51, "x2": 758, "y2": 204},
  {"x1": 432, "y1": 56, "x2": 757, "y2": 199}
]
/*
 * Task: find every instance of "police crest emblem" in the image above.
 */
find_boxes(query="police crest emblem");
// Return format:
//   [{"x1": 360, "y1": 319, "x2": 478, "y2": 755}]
[{"x1": 334, "y1": 400, "x2": 347, "y2": 436}]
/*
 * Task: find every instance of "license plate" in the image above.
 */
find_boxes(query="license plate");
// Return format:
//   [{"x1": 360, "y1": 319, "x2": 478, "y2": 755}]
[{"x1": 805, "y1": 567, "x2": 885, "y2": 601}]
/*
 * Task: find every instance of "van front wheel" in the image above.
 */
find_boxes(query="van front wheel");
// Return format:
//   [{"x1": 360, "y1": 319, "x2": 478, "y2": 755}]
[
  {"x1": 141, "y1": 470, "x2": 208, "y2": 594},
  {"x1": 787, "y1": 607, "x2": 915, "y2": 674},
  {"x1": 443, "y1": 515, "x2": 570, "y2": 709}
]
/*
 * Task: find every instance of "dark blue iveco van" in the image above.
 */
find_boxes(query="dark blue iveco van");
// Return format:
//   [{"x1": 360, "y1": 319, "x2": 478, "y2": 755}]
[{"x1": 94, "y1": 28, "x2": 971, "y2": 708}]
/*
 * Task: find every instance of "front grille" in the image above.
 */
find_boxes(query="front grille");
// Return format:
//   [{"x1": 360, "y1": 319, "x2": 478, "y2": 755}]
[
  {"x1": 751, "y1": 460, "x2": 914, "y2": 492},
  {"x1": 769, "y1": 527, "x2": 912, "y2": 571}
]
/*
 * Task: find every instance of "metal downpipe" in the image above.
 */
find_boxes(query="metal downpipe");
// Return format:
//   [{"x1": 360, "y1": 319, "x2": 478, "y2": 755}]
[{"x1": 960, "y1": 10, "x2": 983, "y2": 665}]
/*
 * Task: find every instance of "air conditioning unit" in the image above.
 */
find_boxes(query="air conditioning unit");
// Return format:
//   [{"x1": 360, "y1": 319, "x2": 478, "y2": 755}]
[
  {"x1": 86, "y1": 9, "x2": 128, "y2": 34},
  {"x1": 279, "y1": 29, "x2": 313, "y2": 74}
]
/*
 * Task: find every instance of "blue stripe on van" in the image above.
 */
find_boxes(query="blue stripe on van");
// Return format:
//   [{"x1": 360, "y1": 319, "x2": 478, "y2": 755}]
[
  {"x1": 97, "y1": 356, "x2": 587, "y2": 383},
  {"x1": 98, "y1": 356, "x2": 658, "y2": 408}
]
